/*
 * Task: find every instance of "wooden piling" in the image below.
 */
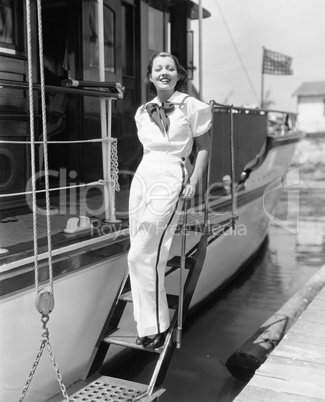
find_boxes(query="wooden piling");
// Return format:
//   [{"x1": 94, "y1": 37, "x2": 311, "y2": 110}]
[{"x1": 226, "y1": 264, "x2": 325, "y2": 381}]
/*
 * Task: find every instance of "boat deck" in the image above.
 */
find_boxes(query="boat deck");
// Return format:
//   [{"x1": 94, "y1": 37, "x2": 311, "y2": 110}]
[{"x1": 233, "y1": 285, "x2": 325, "y2": 401}]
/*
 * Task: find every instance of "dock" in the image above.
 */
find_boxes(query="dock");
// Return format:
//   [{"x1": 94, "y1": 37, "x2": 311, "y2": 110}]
[{"x1": 233, "y1": 286, "x2": 325, "y2": 401}]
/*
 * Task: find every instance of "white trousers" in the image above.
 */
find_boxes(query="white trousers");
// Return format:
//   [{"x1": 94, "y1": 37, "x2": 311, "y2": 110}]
[{"x1": 128, "y1": 153, "x2": 186, "y2": 337}]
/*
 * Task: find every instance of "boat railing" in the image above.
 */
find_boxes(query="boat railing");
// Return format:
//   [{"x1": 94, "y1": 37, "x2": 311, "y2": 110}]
[
  {"x1": 0, "y1": 79, "x2": 124, "y2": 220},
  {"x1": 213, "y1": 100, "x2": 297, "y2": 117},
  {"x1": 0, "y1": 77, "x2": 126, "y2": 263},
  {"x1": 209, "y1": 101, "x2": 301, "y2": 188},
  {"x1": 0, "y1": 79, "x2": 124, "y2": 98},
  {"x1": 212, "y1": 101, "x2": 299, "y2": 135}
]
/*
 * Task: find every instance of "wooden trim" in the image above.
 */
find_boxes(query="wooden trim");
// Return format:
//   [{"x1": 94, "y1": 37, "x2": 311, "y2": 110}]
[{"x1": 0, "y1": 230, "x2": 130, "y2": 297}]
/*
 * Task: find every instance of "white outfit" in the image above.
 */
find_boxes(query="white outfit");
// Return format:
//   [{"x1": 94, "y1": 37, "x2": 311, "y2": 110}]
[{"x1": 128, "y1": 91, "x2": 212, "y2": 337}]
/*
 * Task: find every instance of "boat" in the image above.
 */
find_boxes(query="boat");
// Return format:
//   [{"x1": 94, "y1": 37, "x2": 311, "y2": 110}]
[{"x1": 0, "y1": 1, "x2": 303, "y2": 401}]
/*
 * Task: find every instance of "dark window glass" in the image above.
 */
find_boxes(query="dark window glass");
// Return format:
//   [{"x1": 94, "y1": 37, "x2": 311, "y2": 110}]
[
  {"x1": 121, "y1": 4, "x2": 134, "y2": 77},
  {"x1": 0, "y1": 0, "x2": 14, "y2": 45},
  {"x1": 89, "y1": 1, "x2": 115, "y2": 73},
  {"x1": 148, "y1": 6, "x2": 164, "y2": 52}
]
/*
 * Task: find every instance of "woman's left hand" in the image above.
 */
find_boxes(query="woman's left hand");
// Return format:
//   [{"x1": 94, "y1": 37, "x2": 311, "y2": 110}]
[{"x1": 181, "y1": 183, "x2": 196, "y2": 199}]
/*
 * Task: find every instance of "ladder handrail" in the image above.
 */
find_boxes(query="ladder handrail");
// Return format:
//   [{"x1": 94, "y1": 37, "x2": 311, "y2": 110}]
[
  {"x1": 175, "y1": 200, "x2": 189, "y2": 349},
  {"x1": 147, "y1": 220, "x2": 210, "y2": 396}
]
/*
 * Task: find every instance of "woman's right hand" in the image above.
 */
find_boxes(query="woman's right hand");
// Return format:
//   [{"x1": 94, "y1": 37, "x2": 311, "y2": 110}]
[{"x1": 181, "y1": 183, "x2": 196, "y2": 199}]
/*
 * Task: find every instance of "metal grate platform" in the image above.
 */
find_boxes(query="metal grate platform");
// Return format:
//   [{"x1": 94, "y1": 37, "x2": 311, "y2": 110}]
[{"x1": 68, "y1": 376, "x2": 148, "y2": 401}]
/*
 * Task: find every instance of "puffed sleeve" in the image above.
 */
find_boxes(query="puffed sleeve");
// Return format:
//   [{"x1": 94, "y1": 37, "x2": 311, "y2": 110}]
[
  {"x1": 189, "y1": 99, "x2": 212, "y2": 137},
  {"x1": 134, "y1": 106, "x2": 142, "y2": 132}
]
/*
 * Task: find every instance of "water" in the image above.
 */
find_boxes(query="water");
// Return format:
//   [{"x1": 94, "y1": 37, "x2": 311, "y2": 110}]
[{"x1": 109, "y1": 136, "x2": 325, "y2": 401}]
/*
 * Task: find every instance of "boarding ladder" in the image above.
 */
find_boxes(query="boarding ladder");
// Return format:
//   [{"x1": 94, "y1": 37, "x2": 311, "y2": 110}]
[
  {"x1": 65, "y1": 104, "x2": 238, "y2": 402},
  {"x1": 66, "y1": 212, "x2": 234, "y2": 402}
]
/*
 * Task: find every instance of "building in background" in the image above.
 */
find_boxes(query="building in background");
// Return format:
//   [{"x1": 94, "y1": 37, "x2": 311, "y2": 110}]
[{"x1": 293, "y1": 81, "x2": 325, "y2": 135}]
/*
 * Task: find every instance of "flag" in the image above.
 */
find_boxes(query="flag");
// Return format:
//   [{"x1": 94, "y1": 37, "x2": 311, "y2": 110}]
[{"x1": 262, "y1": 48, "x2": 293, "y2": 75}]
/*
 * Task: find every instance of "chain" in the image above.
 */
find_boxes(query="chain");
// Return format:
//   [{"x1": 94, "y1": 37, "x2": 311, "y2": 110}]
[
  {"x1": 19, "y1": 337, "x2": 46, "y2": 402},
  {"x1": 46, "y1": 340, "x2": 70, "y2": 401},
  {"x1": 111, "y1": 138, "x2": 120, "y2": 192},
  {"x1": 19, "y1": 316, "x2": 70, "y2": 402}
]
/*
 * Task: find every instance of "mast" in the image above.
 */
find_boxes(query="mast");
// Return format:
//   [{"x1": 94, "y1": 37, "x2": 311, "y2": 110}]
[
  {"x1": 98, "y1": 0, "x2": 116, "y2": 221},
  {"x1": 198, "y1": 0, "x2": 203, "y2": 100}
]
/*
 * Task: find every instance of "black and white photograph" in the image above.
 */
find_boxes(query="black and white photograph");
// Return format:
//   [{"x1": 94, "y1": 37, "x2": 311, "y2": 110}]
[{"x1": 0, "y1": 1, "x2": 324, "y2": 401}]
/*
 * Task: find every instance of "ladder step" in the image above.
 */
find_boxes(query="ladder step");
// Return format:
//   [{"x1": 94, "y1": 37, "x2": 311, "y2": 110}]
[
  {"x1": 104, "y1": 329, "x2": 164, "y2": 353},
  {"x1": 118, "y1": 290, "x2": 133, "y2": 302},
  {"x1": 118, "y1": 291, "x2": 179, "y2": 309},
  {"x1": 167, "y1": 255, "x2": 195, "y2": 270},
  {"x1": 167, "y1": 294, "x2": 179, "y2": 310},
  {"x1": 68, "y1": 375, "x2": 150, "y2": 401}
]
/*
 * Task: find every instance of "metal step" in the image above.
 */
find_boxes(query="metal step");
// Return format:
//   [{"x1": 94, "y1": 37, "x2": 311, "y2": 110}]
[
  {"x1": 104, "y1": 328, "x2": 164, "y2": 353},
  {"x1": 67, "y1": 375, "x2": 164, "y2": 401},
  {"x1": 165, "y1": 255, "x2": 195, "y2": 276},
  {"x1": 167, "y1": 255, "x2": 195, "y2": 270},
  {"x1": 118, "y1": 291, "x2": 179, "y2": 310}
]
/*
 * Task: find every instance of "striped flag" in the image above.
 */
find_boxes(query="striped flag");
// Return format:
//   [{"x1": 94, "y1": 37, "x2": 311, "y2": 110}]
[{"x1": 262, "y1": 48, "x2": 293, "y2": 75}]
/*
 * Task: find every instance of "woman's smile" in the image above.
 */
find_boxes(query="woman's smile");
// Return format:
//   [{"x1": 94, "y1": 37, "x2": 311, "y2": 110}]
[{"x1": 150, "y1": 56, "x2": 179, "y2": 97}]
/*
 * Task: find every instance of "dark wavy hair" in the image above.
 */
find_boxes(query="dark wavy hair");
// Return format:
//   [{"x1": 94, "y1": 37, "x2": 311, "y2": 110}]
[{"x1": 145, "y1": 52, "x2": 188, "y2": 95}]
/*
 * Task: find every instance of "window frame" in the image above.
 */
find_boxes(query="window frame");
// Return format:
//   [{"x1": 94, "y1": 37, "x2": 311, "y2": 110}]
[{"x1": 0, "y1": 0, "x2": 24, "y2": 56}]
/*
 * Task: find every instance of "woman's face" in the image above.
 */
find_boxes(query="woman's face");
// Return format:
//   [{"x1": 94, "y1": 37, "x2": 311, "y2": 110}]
[{"x1": 149, "y1": 56, "x2": 179, "y2": 94}]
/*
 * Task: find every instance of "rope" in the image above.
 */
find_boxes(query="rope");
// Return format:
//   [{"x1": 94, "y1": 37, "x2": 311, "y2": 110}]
[
  {"x1": 25, "y1": 0, "x2": 39, "y2": 289},
  {"x1": 37, "y1": 0, "x2": 54, "y2": 293},
  {"x1": 0, "y1": 179, "x2": 113, "y2": 198},
  {"x1": 18, "y1": 0, "x2": 119, "y2": 397},
  {"x1": 19, "y1": 1, "x2": 69, "y2": 400}
]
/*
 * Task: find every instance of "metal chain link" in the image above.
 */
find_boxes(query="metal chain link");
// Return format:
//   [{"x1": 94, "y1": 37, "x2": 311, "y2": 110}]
[
  {"x1": 109, "y1": 138, "x2": 120, "y2": 220},
  {"x1": 46, "y1": 339, "x2": 70, "y2": 401},
  {"x1": 111, "y1": 138, "x2": 120, "y2": 192},
  {"x1": 19, "y1": 316, "x2": 70, "y2": 402},
  {"x1": 19, "y1": 338, "x2": 46, "y2": 402}
]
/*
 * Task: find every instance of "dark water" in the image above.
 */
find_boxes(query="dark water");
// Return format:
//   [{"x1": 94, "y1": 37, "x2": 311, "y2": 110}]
[{"x1": 109, "y1": 136, "x2": 325, "y2": 401}]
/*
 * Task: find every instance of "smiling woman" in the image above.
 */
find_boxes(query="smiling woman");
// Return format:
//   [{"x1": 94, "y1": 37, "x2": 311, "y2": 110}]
[
  {"x1": 146, "y1": 52, "x2": 187, "y2": 99},
  {"x1": 149, "y1": 57, "x2": 180, "y2": 95},
  {"x1": 128, "y1": 52, "x2": 212, "y2": 349}
]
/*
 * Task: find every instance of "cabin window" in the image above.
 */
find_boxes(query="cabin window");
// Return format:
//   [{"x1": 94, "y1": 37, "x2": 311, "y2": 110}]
[
  {"x1": 89, "y1": 1, "x2": 115, "y2": 72},
  {"x1": 148, "y1": 6, "x2": 164, "y2": 52},
  {"x1": 0, "y1": 0, "x2": 14, "y2": 46},
  {"x1": 187, "y1": 30, "x2": 194, "y2": 80},
  {"x1": 0, "y1": 0, "x2": 23, "y2": 54},
  {"x1": 121, "y1": 3, "x2": 134, "y2": 76}
]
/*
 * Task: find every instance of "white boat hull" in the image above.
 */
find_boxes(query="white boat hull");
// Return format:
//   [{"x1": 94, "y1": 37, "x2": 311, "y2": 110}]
[{"x1": 0, "y1": 140, "x2": 298, "y2": 402}]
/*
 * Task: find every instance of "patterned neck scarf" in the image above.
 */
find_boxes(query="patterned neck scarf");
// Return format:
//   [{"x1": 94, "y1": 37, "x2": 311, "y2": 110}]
[{"x1": 146, "y1": 101, "x2": 175, "y2": 133}]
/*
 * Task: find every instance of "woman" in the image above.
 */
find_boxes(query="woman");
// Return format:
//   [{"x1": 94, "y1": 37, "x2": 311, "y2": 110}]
[{"x1": 128, "y1": 52, "x2": 212, "y2": 349}]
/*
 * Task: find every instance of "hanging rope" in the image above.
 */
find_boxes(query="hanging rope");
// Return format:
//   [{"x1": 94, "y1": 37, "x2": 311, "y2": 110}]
[
  {"x1": 19, "y1": 1, "x2": 69, "y2": 400},
  {"x1": 36, "y1": 0, "x2": 54, "y2": 295},
  {"x1": 19, "y1": 1, "x2": 121, "y2": 398},
  {"x1": 25, "y1": 0, "x2": 38, "y2": 292}
]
